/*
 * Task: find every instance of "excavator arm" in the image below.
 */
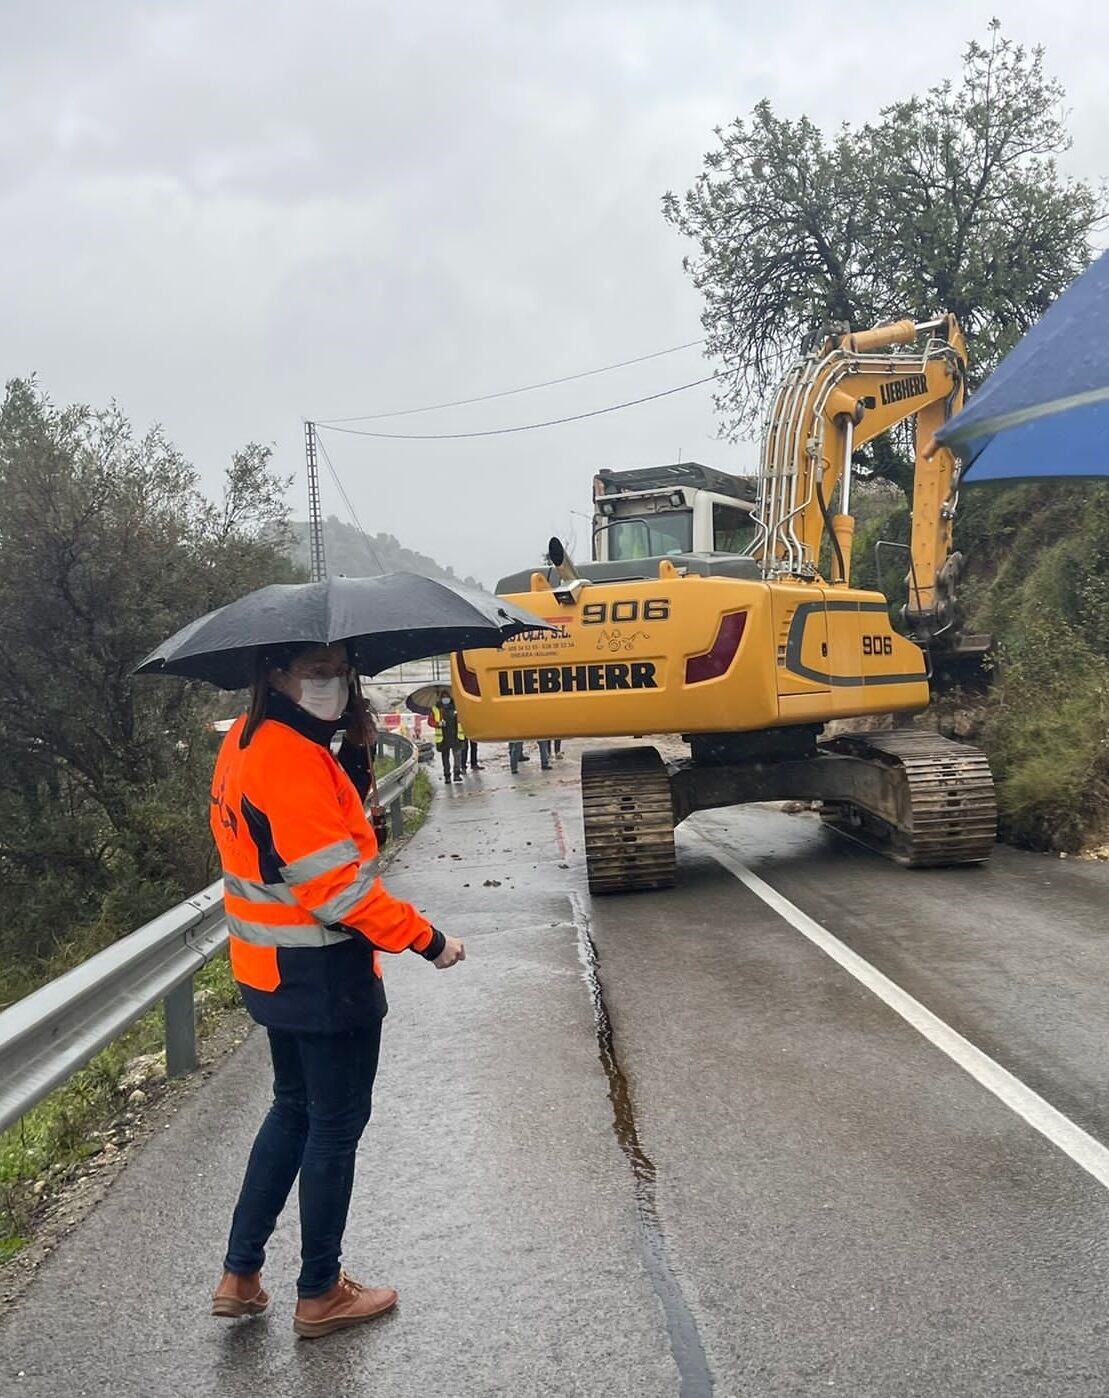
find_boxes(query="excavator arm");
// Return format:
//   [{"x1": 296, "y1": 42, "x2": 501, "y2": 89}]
[{"x1": 753, "y1": 313, "x2": 967, "y2": 644}]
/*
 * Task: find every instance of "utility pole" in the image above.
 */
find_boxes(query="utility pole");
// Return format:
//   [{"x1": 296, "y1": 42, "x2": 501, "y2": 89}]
[{"x1": 304, "y1": 420, "x2": 327, "y2": 582}]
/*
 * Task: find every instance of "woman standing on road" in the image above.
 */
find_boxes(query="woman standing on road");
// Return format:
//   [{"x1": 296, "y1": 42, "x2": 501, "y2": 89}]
[{"x1": 208, "y1": 640, "x2": 465, "y2": 1338}]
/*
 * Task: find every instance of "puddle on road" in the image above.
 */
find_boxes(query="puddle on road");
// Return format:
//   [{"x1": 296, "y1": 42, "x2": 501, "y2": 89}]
[{"x1": 569, "y1": 888, "x2": 715, "y2": 1398}]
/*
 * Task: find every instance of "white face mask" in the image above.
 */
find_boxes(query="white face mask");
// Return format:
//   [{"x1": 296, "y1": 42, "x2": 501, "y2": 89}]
[{"x1": 295, "y1": 675, "x2": 348, "y2": 723}]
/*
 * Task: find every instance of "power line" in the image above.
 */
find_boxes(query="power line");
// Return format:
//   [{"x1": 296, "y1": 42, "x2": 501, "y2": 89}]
[
  {"x1": 317, "y1": 373, "x2": 720, "y2": 442},
  {"x1": 317, "y1": 338, "x2": 705, "y2": 424},
  {"x1": 315, "y1": 434, "x2": 387, "y2": 574}
]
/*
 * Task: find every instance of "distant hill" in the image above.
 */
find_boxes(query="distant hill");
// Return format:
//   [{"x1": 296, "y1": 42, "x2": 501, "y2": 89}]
[{"x1": 289, "y1": 516, "x2": 480, "y2": 588}]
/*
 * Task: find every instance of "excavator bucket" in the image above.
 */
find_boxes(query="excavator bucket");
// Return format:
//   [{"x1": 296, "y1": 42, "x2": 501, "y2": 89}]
[{"x1": 927, "y1": 634, "x2": 994, "y2": 695}]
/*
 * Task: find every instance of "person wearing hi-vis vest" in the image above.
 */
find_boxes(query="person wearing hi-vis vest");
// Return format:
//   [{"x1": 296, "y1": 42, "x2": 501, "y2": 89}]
[
  {"x1": 208, "y1": 640, "x2": 465, "y2": 1339},
  {"x1": 430, "y1": 693, "x2": 464, "y2": 783}
]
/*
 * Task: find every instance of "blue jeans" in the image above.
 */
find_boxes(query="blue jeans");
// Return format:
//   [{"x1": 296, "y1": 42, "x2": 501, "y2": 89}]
[
  {"x1": 224, "y1": 1023, "x2": 382, "y2": 1297},
  {"x1": 509, "y1": 741, "x2": 551, "y2": 772}
]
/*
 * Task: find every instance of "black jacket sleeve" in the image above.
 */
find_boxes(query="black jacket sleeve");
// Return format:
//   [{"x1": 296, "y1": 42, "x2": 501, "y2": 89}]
[{"x1": 419, "y1": 928, "x2": 447, "y2": 962}]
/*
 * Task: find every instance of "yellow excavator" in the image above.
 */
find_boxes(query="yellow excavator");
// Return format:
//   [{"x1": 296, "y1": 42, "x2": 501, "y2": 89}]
[{"x1": 454, "y1": 314, "x2": 997, "y2": 892}]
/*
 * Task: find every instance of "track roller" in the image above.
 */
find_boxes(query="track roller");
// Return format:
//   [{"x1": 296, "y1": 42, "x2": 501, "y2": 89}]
[
  {"x1": 819, "y1": 730, "x2": 997, "y2": 866},
  {"x1": 581, "y1": 746, "x2": 677, "y2": 894}
]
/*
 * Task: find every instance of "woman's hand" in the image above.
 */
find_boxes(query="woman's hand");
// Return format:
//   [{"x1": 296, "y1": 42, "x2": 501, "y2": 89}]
[{"x1": 434, "y1": 936, "x2": 466, "y2": 969}]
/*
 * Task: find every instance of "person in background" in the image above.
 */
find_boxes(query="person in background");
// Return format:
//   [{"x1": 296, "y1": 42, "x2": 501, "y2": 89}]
[
  {"x1": 430, "y1": 694, "x2": 463, "y2": 783},
  {"x1": 459, "y1": 732, "x2": 480, "y2": 774},
  {"x1": 209, "y1": 641, "x2": 465, "y2": 1339},
  {"x1": 554, "y1": 740, "x2": 563, "y2": 759},
  {"x1": 509, "y1": 740, "x2": 552, "y2": 773}
]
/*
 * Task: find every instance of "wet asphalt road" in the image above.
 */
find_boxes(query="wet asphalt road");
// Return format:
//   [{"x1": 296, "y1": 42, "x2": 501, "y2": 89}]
[{"x1": 3, "y1": 740, "x2": 1109, "y2": 1396}]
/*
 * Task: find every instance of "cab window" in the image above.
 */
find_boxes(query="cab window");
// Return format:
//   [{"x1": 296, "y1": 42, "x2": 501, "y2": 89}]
[
  {"x1": 606, "y1": 511, "x2": 693, "y2": 560},
  {"x1": 713, "y1": 503, "x2": 755, "y2": 553}
]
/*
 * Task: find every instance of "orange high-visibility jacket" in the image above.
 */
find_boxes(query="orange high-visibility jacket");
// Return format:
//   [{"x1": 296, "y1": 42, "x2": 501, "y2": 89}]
[{"x1": 210, "y1": 701, "x2": 443, "y2": 1032}]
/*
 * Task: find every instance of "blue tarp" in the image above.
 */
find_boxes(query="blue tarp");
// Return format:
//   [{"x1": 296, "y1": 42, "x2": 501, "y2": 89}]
[{"x1": 935, "y1": 249, "x2": 1109, "y2": 482}]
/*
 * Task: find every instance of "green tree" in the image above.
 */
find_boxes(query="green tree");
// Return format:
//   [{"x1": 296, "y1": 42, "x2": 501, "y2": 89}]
[
  {"x1": 663, "y1": 23, "x2": 1103, "y2": 487},
  {"x1": 0, "y1": 379, "x2": 300, "y2": 1000}
]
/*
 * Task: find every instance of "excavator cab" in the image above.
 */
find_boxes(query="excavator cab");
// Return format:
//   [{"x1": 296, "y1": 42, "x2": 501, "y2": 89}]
[{"x1": 591, "y1": 463, "x2": 758, "y2": 564}]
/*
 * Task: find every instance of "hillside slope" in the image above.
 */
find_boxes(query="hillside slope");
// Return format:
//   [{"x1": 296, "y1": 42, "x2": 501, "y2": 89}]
[
  {"x1": 289, "y1": 516, "x2": 480, "y2": 588},
  {"x1": 854, "y1": 479, "x2": 1109, "y2": 852}
]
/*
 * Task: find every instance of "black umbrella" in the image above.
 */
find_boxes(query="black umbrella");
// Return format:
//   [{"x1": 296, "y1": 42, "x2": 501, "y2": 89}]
[
  {"x1": 133, "y1": 573, "x2": 555, "y2": 689},
  {"x1": 405, "y1": 683, "x2": 452, "y2": 716}
]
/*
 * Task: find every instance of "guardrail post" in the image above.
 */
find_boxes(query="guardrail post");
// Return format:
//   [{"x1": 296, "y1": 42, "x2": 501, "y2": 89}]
[
  {"x1": 390, "y1": 796, "x2": 404, "y2": 839},
  {"x1": 164, "y1": 977, "x2": 197, "y2": 1077}
]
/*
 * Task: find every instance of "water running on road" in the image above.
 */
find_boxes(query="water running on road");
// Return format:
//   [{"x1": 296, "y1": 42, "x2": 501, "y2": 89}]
[{"x1": 567, "y1": 879, "x2": 715, "y2": 1398}]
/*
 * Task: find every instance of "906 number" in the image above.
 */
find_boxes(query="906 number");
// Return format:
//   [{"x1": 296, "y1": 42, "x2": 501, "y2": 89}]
[
  {"x1": 582, "y1": 598, "x2": 671, "y2": 625},
  {"x1": 862, "y1": 634, "x2": 893, "y2": 656}
]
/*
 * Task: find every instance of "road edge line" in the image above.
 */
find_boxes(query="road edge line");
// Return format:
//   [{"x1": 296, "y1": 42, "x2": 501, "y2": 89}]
[{"x1": 685, "y1": 825, "x2": 1109, "y2": 1193}]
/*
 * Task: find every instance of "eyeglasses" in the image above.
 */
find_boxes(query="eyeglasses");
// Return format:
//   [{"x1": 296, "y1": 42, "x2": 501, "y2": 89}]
[{"x1": 288, "y1": 660, "x2": 353, "y2": 682}]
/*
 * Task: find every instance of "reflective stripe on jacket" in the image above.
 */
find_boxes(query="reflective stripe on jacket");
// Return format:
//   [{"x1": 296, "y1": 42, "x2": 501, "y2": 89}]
[{"x1": 210, "y1": 697, "x2": 442, "y2": 1032}]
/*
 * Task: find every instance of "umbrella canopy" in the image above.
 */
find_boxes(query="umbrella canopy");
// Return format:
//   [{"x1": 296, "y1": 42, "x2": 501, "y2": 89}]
[
  {"x1": 936, "y1": 250, "x2": 1109, "y2": 482},
  {"x1": 405, "y1": 683, "x2": 452, "y2": 716},
  {"x1": 134, "y1": 573, "x2": 555, "y2": 689}
]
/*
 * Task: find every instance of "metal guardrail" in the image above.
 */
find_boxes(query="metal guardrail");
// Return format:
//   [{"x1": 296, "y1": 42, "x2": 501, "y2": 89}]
[
  {"x1": 373, "y1": 730, "x2": 420, "y2": 839},
  {"x1": 0, "y1": 732, "x2": 419, "y2": 1136}
]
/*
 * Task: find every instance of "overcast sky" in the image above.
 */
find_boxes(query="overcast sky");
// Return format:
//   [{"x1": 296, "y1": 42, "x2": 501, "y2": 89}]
[{"x1": 4, "y1": 0, "x2": 1108, "y2": 586}]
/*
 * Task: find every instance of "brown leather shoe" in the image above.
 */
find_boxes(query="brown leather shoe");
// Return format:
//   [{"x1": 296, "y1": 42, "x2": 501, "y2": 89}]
[
  {"x1": 293, "y1": 1271, "x2": 398, "y2": 1338},
  {"x1": 211, "y1": 1269, "x2": 270, "y2": 1318}
]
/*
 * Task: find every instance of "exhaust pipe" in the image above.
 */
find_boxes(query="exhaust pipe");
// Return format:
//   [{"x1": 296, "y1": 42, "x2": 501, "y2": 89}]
[
  {"x1": 547, "y1": 537, "x2": 586, "y2": 605},
  {"x1": 547, "y1": 537, "x2": 579, "y2": 585}
]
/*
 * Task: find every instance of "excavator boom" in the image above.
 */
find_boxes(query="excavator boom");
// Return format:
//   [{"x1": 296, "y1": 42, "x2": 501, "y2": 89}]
[{"x1": 752, "y1": 313, "x2": 966, "y2": 639}]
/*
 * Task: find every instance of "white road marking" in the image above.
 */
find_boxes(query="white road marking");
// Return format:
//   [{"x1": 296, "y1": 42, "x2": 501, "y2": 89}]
[{"x1": 685, "y1": 824, "x2": 1109, "y2": 1192}]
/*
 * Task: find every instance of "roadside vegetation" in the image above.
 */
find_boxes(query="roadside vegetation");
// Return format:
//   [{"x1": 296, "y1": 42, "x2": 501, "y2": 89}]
[
  {"x1": 0, "y1": 378, "x2": 303, "y2": 1258},
  {"x1": 851, "y1": 481, "x2": 1109, "y2": 851},
  {"x1": 0, "y1": 378, "x2": 300, "y2": 1008},
  {"x1": 666, "y1": 23, "x2": 1108, "y2": 850},
  {"x1": 403, "y1": 767, "x2": 434, "y2": 836},
  {"x1": 964, "y1": 485, "x2": 1109, "y2": 849}
]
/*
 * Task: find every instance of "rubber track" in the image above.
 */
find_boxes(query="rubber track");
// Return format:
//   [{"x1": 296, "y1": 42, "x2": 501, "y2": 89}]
[
  {"x1": 581, "y1": 746, "x2": 677, "y2": 894},
  {"x1": 821, "y1": 730, "x2": 997, "y2": 866}
]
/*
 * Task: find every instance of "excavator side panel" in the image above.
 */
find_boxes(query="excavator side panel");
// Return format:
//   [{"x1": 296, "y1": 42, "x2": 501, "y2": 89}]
[
  {"x1": 455, "y1": 574, "x2": 932, "y2": 742},
  {"x1": 820, "y1": 591, "x2": 933, "y2": 718},
  {"x1": 770, "y1": 585, "x2": 928, "y2": 722},
  {"x1": 454, "y1": 574, "x2": 780, "y2": 741}
]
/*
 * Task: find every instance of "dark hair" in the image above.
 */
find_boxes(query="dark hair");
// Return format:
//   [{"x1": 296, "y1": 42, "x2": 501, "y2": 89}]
[{"x1": 239, "y1": 643, "x2": 376, "y2": 749}]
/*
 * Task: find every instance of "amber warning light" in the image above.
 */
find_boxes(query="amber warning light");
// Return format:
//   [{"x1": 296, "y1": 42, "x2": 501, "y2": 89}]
[{"x1": 685, "y1": 612, "x2": 747, "y2": 684}]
